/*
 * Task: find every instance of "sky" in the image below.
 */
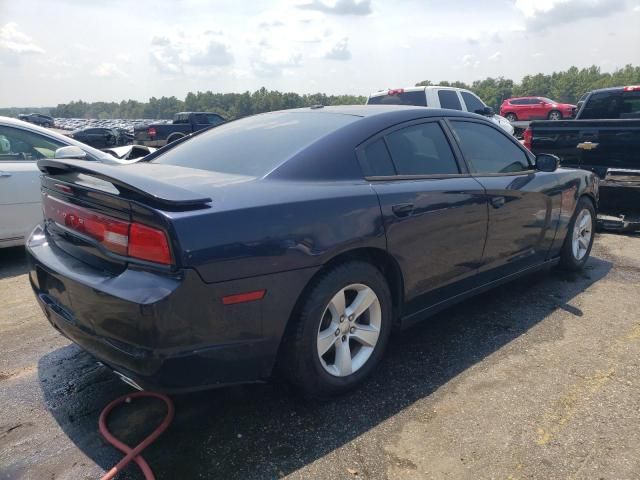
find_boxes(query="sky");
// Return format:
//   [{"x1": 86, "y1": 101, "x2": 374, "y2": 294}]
[{"x1": 0, "y1": 0, "x2": 639, "y2": 107}]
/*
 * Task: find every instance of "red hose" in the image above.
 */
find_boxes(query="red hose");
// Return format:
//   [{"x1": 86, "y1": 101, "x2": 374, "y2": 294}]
[{"x1": 99, "y1": 391, "x2": 174, "y2": 480}]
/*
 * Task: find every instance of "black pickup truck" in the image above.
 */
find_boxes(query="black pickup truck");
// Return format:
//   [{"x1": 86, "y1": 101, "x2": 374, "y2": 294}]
[
  {"x1": 134, "y1": 112, "x2": 224, "y2": 147},
  {"x1": 526, "y1": 86, "x2": 640, "y2": 230}
]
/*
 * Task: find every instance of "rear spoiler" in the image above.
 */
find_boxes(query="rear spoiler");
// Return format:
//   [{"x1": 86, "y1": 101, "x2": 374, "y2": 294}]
[{"x1": 37, "y1": 159, "x2": 212, "y2": 208}]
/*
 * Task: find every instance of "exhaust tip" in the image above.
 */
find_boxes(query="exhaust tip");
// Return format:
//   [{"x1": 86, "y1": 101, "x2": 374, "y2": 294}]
[{"x1": 113, "y1": 370, "x2": 144, "y2": 391}]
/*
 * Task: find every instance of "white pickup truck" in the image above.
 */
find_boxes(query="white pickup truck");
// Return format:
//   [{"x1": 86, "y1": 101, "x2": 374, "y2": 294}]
[{"x1": 367, "y1": 86, "x2": 515, "y2": 135}]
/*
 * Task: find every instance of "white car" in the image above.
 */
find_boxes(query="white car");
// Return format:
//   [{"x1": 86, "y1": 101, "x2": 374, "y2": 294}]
[
  {"x1": 367, "y1": 86, "x2": 515, "y2": 135},
  {"x1": 0, "y1": 116, "x2": 135, "y2": 248}
]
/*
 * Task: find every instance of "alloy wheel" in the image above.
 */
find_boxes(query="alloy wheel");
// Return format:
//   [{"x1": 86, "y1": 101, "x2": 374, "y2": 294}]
[
  {"x1": 572, "y1": 208, "x2": 593, "y2": 261},
  {"x1": 316, "y1": 283, "x2": 382, "y2": 377}
]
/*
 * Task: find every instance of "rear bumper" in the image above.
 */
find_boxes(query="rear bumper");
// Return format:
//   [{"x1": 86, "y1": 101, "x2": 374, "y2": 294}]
[{"x1": 27, "y1": 226, "x2": 318, "y2": 392}]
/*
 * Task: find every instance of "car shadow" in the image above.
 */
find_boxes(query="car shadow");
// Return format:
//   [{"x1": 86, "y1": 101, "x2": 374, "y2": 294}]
[
  {"x1": 37, "y1": 257, "x2": 612, "y2": 480},
  {"x1": 0, "y1": 246, "x2": 28, "y2": 280}
]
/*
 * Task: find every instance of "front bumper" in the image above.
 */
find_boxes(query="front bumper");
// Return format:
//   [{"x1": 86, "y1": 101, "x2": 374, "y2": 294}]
[{"x1": 27, "y1": 226, "x2": 318, "y2": 392}]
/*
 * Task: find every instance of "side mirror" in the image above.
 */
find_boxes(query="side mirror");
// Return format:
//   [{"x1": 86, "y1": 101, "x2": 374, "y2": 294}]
[
  {"x1": 54, "y1": 146, "x2": 87, "y2": 160},
  {"x1": 474, "y1": 106, "x2": 494, "y2": 116},
  {"x1": 535, "y1": 153, "x2": 560, "y2": 172}
]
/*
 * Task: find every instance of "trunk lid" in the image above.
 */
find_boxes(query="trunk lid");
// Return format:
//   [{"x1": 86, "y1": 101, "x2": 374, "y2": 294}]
[{"x1": 37, "y1": 159, "x2": 253, "y2": 273}]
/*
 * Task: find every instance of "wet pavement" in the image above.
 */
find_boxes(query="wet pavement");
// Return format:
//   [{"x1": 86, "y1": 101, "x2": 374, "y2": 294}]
[{"x1": 1, "y1": 232, "x2": 639, "y2": 479}]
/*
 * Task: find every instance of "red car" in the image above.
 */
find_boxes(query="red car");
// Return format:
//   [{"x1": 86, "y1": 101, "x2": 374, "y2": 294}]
[{"x1": 500, "y1": 97, "x2": 576, "y2": 122}]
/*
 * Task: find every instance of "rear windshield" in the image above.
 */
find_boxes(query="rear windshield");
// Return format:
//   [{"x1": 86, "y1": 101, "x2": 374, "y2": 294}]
[
  {"x1": 580, "y1": 91, "x2": 640, "y2": 119},
  {"x1": 152, "y1": 111, "x2": 358, "y2": 177},
  {"x1": 367, "y1": 91, "x2": 427, "y2": 107}
]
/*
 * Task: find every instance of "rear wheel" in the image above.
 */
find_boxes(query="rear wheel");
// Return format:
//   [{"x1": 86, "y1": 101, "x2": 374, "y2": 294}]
[
  {"x1": 560, "y1": 197, "x2": 595, "y2": 271},
  {"x1": 548, "y1": 110, "x2": 562, "y2": 120},
  {"x1": 167, "y1": 133, "x2": 184, "y2": 144},
  {"x1": 505, "y1": 113, "x2": 517, "y2": 122},
  {"x1": 281, "y1": 261, "x2": 392, "y2": 398}
]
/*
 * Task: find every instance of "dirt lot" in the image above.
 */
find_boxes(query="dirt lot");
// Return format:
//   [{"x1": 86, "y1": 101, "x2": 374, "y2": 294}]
[{"x1": 1, "y1": 232, "x2": 640, "y2": 480}]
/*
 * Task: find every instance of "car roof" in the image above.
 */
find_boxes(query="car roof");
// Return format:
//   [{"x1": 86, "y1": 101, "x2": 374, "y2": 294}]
[
  {"x1": 369, "y1": 85, "x2": 472, "y2": 97},
  {"x1": 282, "y1": 104, "x2": 478, "y2": 120}
]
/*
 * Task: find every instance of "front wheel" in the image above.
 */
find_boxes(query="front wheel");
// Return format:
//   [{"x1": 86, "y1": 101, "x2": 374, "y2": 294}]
[
  {"x1": 280, "y1": 261, "x2": 392, "y2": 398},
  {"x1": 505, "y1": 113, "x2": 517, "y2": 122},
  {"x1": 560, "y1": 197, "x2": 595, "y2": 271}
]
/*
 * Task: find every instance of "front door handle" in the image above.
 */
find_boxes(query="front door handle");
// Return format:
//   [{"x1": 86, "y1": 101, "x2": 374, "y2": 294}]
[
  {"x1": 0, "y1": 171, "x2": 12, "y2": 178},
  {"x1": 490, "y1": 196, "x2": 505, "y2": 208},
  {"x1": 392, "y1": 203, "x2": 414, "y2": 217}
]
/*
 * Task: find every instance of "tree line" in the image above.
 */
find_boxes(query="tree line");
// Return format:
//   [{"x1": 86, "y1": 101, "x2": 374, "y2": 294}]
[{"x1": 2, "y1": 64, "x2": 638, "y2": 120}]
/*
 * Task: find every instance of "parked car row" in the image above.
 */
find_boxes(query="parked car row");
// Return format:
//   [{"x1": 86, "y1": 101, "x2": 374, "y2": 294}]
[{"x1": 53, "y1": 118, "x2": 172, "y2": 134}]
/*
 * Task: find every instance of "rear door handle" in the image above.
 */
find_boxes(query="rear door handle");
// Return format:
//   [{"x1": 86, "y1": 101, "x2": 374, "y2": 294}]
[
  {"x1": 0, "y1": 171, "x2": 12, "y2": 178},
  {"x1": 392, "y1": 203, "x2": 414, "y2": 217},
  {"x1": 490, "y1": 196, "x2": 505, "y2": 208}
]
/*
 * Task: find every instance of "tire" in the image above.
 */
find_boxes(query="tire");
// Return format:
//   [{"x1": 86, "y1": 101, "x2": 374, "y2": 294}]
[
  {"x1": 548, "y1": 110, "x2": 562, "y2": 120},
  {"x1": 560, "y1": 197, "x2": 596, "y2": 271},
  {"x1": 167, "y1": 133, "x2": 184, "y2": 144},
  {"x1": 280, "y1": 261, "x2": 393, "y2": 398},
  {"x1": 505, "y1": 113, "x2": 517, "y2": 122}
]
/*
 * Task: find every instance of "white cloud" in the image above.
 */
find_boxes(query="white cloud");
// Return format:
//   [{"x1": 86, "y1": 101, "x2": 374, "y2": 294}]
[
  {"x1": 251, "y1": 52, "x2": 302, "y2": 77},
  {"x1": 116, "y1": 53, "x2": 132, "y2": 63},
  {"x1": 91, "y1": 63, "x2": 128, "y2": 78},
  {"x1": 0, "y1": 23, "x2": 44, "y2": 64},
  {"x1": 297, "y1": 0, "x2": 372, "y2": 15},
  {"x1": 149, "y1": 30, "x2": 234, "y2": 75},
  {"x1": 514, "y1": 0, "x2": 630, "y2": 31},
  {"x1": 488, "y1": 51, "x2": 502, "y2": 61},
  {"x1": 462, "y1": 54, "x2": 479, "y2": 68},
  {"x1": 324, "y1": 37, "x2": 351, "y2": 60}
]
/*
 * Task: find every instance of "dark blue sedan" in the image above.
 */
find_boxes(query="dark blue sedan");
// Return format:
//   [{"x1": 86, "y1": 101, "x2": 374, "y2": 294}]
[{"x1": 27, "y1": 106, "x2": 598, "y2": 396}]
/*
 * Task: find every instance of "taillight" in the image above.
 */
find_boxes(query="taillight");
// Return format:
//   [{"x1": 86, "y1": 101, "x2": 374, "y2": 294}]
[
  {"x1": 523, "y1": 127, "x2": 533, "y2": 150},
  {"x1": 147, "y1": 127, "x2": 157, "y2": 137},
  {"x1": 43, "y1": 194, "x2": 172, "y2": 265},
  {"x1": 623, "y1": 86, "x2": 640, "y2": 91},
  {"x1": 128, "y1": 223, "x2": 172, "y2": 265}
]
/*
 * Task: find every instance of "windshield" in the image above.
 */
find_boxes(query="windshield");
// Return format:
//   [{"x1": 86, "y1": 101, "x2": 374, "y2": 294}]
[{"x1": 152, "y1": 111, "x2": 358, "y2": 177}]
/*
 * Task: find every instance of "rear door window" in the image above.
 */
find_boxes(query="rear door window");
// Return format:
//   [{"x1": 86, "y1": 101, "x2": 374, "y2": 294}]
[
  {"x1": 437, "y1": 90, "x2": 462, "y2": 110},
  {"x1": 360, "y1": 139, "x2": 396, "y2": 176},
  {"x1": 384, "y1": 122, "x2": 459, "y2": 175},
  {"x1": 450, "y1": 121, "x2": 530, "y2": 174},
  {"x1": 367, "y1": 91, "x2": 427, "y2": 106}
]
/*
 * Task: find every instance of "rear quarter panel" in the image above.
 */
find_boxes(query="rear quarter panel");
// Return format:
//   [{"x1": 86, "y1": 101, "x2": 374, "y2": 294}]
[
  {"x1": 547, "y1": 167, "x2": 599, "y2": 258},
  {"x1": 166, "y1": 180, "x2": 386, "y2": 283}
]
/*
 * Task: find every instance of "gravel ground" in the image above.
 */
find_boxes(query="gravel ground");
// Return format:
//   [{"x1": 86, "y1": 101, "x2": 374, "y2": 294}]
[{"x1": 1, "y1": 232, "x2": 639, "y2": 480}]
